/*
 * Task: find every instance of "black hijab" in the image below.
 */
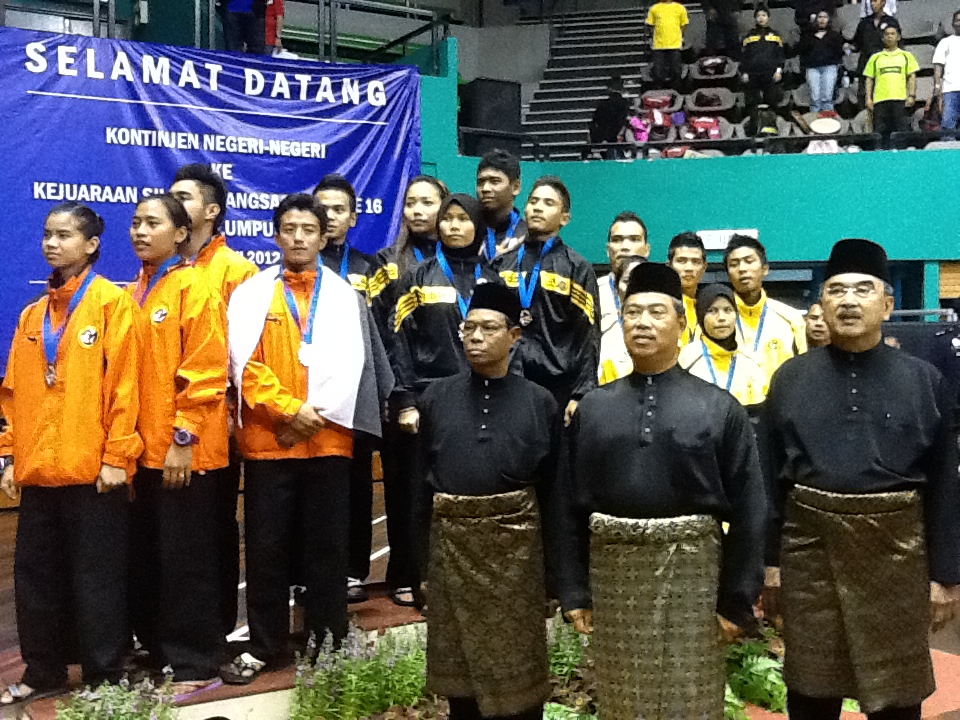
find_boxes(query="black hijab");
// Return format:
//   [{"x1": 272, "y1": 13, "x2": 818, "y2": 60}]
[
  {"x1": 437, "y1": 194, "x2": 486, "y2": 259},
  {"x1": 696, "y1": 284, "x2": 738, "y2": 352}
]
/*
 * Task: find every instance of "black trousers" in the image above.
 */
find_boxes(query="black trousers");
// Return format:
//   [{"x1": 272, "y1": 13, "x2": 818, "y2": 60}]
[
  {"x1": 16, "y1": 484, "x2": 129, "y2": 690},
  {"x1": 705, "y1": 12, "x2": 741, "y2": 58},
  {"x1": 244, "y1": 456, "x2": 351, "y2": 662},
  {"x1": 223, "y1": 11, "x2": 266, "y2": 54},
  {"x1": 347, "y1": 433, "x2": 376, "y2": 581},
  {"x1": 787, "y1": 691, "x2": 921, "y2": 720},
  {"x1": 216, "y1": 460, "x2": 242, "y2": 639},
  {"x1": 129, "y1": 468, "x2": 222, "y2": 681},
  {"x1": 382, "y1": 406, "x2": 421, "y2": 593},
  {"x1": 746, "y1": 73, "x2": 783, "y2": 107},
  {"x1": 448, "y1": 697, "x2": 544, "y2": 720},
  {"x1": 651, "y1": 49, "x2": 683, "y2": 88},
  {"x1": 873, "y1": 100, "x2": 908, "y2": 143}
]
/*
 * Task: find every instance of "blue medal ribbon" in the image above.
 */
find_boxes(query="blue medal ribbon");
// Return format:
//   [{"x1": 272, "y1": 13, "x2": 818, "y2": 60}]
[
  {"x1": 436, "y1": 245, "x2": 483, "y2": 318},
  {"x1": 701, "y1": 340, "x2": 737, "y2": 393},
  {"x1": 282, "y1": 260, "x2": 324, "y2": 344},
  {"x1": 339, "y1": 243, "x2": 351, "y2": 281},
  {"x1": 43, "y1": 270, "x2": 98, "y2": 371},
  {"x1": 610, "y1": 274, "x2": 622, "y2": 326},
  {"x1": 134, "y1": 255, "x2": 182, "y2": 307},
  {"x1": 517, "y1": 237, "x2": 557, "y2": 312},
  {"x1": 737, "y1": 304, "x2": 767, "y2": 353},
  {"x1": 486, "y1": 208, "x2": 520, "y2": 259}
]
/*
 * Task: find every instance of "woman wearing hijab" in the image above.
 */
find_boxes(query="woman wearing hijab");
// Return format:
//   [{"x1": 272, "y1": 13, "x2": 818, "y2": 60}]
[
  {"x1": 392, "y1": 194, "x2": 502, "y2": 429},
  {"x1": 679, "y1": 284, "x2": 768, "y2": 407}
]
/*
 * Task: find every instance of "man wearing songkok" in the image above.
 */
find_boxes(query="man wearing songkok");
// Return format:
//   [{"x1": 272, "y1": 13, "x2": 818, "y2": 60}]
[
  {"x1": 414, "y1": 282, "x2": 561, "y2": 720},
  {"x1": 558, "y1": 263, "x2": 766, "y2": 720},
  {"x1": 765, "y1": 238, "x2": 960, "y2": 720}
]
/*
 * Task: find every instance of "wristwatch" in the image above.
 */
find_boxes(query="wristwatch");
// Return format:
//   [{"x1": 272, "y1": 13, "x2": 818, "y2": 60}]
[{"x1": 173, "y1": 428, "x2": 199, "y2": 447}]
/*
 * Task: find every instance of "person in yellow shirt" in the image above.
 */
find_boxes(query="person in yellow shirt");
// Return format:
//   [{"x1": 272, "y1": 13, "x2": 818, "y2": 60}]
[
  {"x1": 724, "y1": 234, "x2": 807, "y2": 382},
  {"x1": 679, "y1": 284, "x2": 768, "y2": 407},
  {"x1": 647, "y1": 0, "x2": 689, "y2": 87},
  {"x1": 127, "y1": 194, "x2": 228, "y2": 696},
  {"x1": 0, "y1": 203, "x2": 141, "y2": 707},
  {"x1": 170, "y1": 163, "x2": 257, "y2": 643},
  {"x1": 667, "y1": 232, "x2": 708, "y2": 346},
  {"x1": 864, "y1": 25, "x2": 919, "y2": 144}
]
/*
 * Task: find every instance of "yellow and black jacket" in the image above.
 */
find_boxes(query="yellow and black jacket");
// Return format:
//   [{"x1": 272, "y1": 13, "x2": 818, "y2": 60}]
[
  {"x1": 493, "y1": 237, "x2": 601, "y2": 400},
  {"x1": 368, "y1": 235, "x2": 436, "y2": 359},
  {"x1": 742, "y1": 26, "x2": 785, "y2": 77},
  {"x1": 679, "y1": 335, "x2": 768, "y2": 407},
  {"x1": 392, "y1": 251, "x2": 500, "y2": 407},
  {"x1": 735, "y1": 290, "x2": 807, "y2": 382},
  {"x1": 321, "y1": 240, "x2": 373, "y2": 300}
]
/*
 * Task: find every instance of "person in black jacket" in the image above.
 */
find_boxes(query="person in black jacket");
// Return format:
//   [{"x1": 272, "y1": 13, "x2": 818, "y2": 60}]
[
  {"x1": 799, "y1": 11, "x2": 845, "y2": 111},
  {"x1": 492, "y1": 177, "x2": 600, "y2": 426},
  {"x1": 392, "y1": 194, "x2": 501, "y2": 433},
  {"x1": 742, "y1": 6, "x2": 786, "y2": 108},
  {"x1": 368, "y1": 174, "x2": 448, "y2": 608},
  {"x1": 703, "y1": 0, "x2": 742, "y2": 58},
  {"x1": 852, "y1": 0, "x2": 901, "y2": 97}
]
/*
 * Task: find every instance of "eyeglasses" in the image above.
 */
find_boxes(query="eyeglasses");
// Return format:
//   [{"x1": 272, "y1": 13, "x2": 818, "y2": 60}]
[
  {"x1": 460, "y1": 321, "x2": 510, "y2": 337},
  {"x1": 823, "y1": 282, "x2": 879, "y2": 299}
]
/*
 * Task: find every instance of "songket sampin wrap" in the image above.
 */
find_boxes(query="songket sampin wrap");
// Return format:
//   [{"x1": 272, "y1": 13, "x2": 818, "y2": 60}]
[
  {"x1": 589, "y1": 513, "x2": 725, "y2": 720},
  {"x1": 425, "y1": 487, "x2": 550, "y2": 717},
  {"x1": 781, "y1": 484, "x2": 935, "y2": 713}
]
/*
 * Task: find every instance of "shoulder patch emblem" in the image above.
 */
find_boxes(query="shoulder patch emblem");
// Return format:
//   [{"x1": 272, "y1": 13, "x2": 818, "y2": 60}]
[{"x1": 78, "y1": 326, "x2": 99, "y2": 347}]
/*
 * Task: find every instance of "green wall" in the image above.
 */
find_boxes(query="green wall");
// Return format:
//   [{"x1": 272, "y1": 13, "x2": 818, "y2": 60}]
[{"x1": 420, "y1": 38, "x2": 960, "y2": 291}]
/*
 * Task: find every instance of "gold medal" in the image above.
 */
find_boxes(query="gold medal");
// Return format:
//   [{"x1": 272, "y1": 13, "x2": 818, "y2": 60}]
[
  {"x1": 519, "y1": 309, "x2": 533, "y2": 327},
  {"x1": 44, "y1": 364, "x2": 57, "y2": 388}
]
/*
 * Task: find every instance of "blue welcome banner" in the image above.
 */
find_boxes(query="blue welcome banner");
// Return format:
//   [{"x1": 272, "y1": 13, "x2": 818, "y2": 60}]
[{"x1": 0, "y1": 26, "x2": 421, "y2": 363}]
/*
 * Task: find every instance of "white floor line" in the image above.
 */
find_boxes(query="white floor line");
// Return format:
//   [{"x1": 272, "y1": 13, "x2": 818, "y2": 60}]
[
  {"x1": 370, "y1": 545, "x2": 390, "y2": 561},
  {"x1": 226, "y1": 625, "x2": 249, "y2": 642},
  {"x1": 372, "y1": 514, "x2": 387, "y2": 525}
]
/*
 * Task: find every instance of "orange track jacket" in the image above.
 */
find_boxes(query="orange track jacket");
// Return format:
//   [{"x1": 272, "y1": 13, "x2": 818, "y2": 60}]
[
  {"x1": 237, "y1": 269, "x2": 354, "y2": 460},
  {"x1": 130, "y1": 262, "x2": 229, "y2": 471},
  {"x1": 0, "y1": 269, "x2": 143, "y2": 485}
]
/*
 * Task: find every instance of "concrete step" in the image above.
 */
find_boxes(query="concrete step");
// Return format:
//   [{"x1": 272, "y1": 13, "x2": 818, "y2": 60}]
[
  {"x1": 525, "y1": 106, "x2": 600, "y2": 121},
  {"x1": 551, "y1": 39, "x2": 649, "y2": 56},
  {"x1": 538, "y1": 74, "x2": 644, "y2": 90},
  {"x1": 521, "y1": 128, "x2": 589, "y2": 145},
  {"x1": 523, "y1": 118, "x2": 591, "y2": 133},
  {"x1": 548, "y1": 52, "x2": 647, "y2": 69},
  {"x1": 543, "y1": 62, "x2": 646, "y2": 80},
  {"x1": 529, "y1": 95, "x2": 612, "y2": 112}
]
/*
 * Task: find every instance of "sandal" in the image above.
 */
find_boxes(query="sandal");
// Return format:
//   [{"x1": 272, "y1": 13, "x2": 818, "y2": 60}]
[
  {"x1": 391, "y1": 586, "x2": 417, "y2": 608},
  {"x1": 347, "y1": 577, "x2": 368, "y2": 604},
  {"x1": 170, "y1": 678, "x2": 223, "y2": 703},
  {"x1": 0, "y1": 682, "x2": 62, "y2": 707},
  {"x1": 220, "y1": 653, "x2": 266, "y2": 685}
]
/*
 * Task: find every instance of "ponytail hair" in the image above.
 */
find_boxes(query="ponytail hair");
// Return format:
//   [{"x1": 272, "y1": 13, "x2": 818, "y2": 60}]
[{"x1": 47, "y1": 202, "x2": 105, "y2": 265}]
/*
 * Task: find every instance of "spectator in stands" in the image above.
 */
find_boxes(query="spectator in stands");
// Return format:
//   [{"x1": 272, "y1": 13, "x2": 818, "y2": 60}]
[
  {"x1": 588, "y1": 76, "x2": 632, "y2": 157},
  {"x1": 476, "y1": 150, "x2": 527, "y2": 259},
  {"x1": 799, "y1": 10, "x2": 845, "y2": 112},
  {"x1": 852, "y1": 0, "x2": 900, "y2": 88},
  {"x1": 804, "y1": 302, "x2": 830, "y2": 347},
  {"x1": 724, "y1": 234, "x2": 807, "y2": 380},
  {"x1": 646, "y1": 0, "x2": 689, "y2": 88},
  {"x1": 742, "y1": 7, "x2": 786, "y2": 109},
  {"x1": 933, "y1": 10, "x2": 960, "y2": 131},
  {"x1": 858, "y1": 0, "x2": 895, "y2": 18},
  {"x1": 864, "y1": 25, "x2": 918, "y2": 144},
  {"x1": 667, "y1": 232, "x2": 707, "y2": 346},
  {"x1": 265, "y1": 0, "x2": 284, "y2": 55},
  {"x1": 703, "y1": 0, "x2": 741, "y2": 59},
  {"x1": 223, "y1": 0, "x2": 267, "y2": 55},
  {"x1": 793, "y1": 0, "x2": 838, "y2": 30}
]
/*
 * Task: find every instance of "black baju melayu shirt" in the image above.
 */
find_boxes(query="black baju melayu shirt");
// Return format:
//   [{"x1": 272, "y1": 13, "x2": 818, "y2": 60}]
[
  {"x1": 557, "y1": 366, "x2": 767, "y2": 627},
  {"x1": 492, "y1": 237, "x2": 601, "y2": 404},
  {"x1": 415, "y1": 371, "x2": 562, "y2": 579},
  {"x1": 765, "y1": 343, "x2": 960, "y2": 585}
]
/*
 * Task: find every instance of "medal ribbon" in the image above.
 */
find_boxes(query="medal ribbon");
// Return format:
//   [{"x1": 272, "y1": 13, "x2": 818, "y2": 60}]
[
  {"x1": 436, "y1": 245, "x2": 483, "y2": 318},
  {"x1": 43, "y1": 270, "x2": 98, "y2": 370},
  {"x1": 133, "y1": 255, "x2": 182, "y2": 307},
  {"x1": 412, "y1": 241, "x2": 437, "y2": 264},
  {"x1": 701, "y1": 340, "x2": 737, "y2": 393},
  {"x1": 610, "y1": 274, "x2": 622, "y2": 326},
  {"x1": 282, "y1": 261, "x2": 324, "y2": 344},
  {"x1": 517, "y1": 237, "x2": 556, "y2": 312},
  {"x1": 339, "y1": 243, "x2": 351, "y2": 281},
  {"x1": 736, "y1": 304, "x2": 767, "y2": 353},
  {"x1": 486, "y1": 208, "x2": 520, "y2": 259}
]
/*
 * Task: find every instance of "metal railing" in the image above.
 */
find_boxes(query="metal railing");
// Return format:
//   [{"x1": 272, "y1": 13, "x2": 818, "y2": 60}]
[
  {"x1": 459, "y1": 126, "x2": 544, "y2": 160},
  {"x1": 0, "y1": 0, "x2": 118, "y2": 36}
]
